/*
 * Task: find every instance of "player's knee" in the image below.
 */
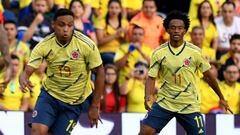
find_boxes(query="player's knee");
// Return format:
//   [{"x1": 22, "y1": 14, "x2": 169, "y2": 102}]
[{"x1": 138, "y1": 124, "x2": 155, "y2": 135}]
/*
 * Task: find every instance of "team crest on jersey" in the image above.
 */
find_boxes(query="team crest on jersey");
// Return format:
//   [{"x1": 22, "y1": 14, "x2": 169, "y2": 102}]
[
  {"x1": 183, "y1": 58, "x2": 191, "y2": 66},
  {"x1": 32, "y1": 110, "x2": 38, "y2": 118},
  {"x1": 71, "y1": 50, "x2": 80, "y2": 59}
]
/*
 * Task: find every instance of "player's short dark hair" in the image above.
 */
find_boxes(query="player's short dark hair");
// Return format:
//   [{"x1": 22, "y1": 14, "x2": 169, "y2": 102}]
[
  {"x1": 163, "y1": 10, "x2": 190, "y2": 32},
  {"x1": 11, "y1": 54, "x2": 19, "y2": 60},
  {"x1": 230, "y1": 34, "x2": 240, "y2": 44},
  {"x1": 4, "y1": 20, "x2": 17, "y2": 27},
  {"x1": 54, "y1": 8, "x2": 74, "y2": 21}
]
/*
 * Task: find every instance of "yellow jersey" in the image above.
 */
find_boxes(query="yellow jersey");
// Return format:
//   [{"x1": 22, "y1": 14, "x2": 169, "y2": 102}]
[
  {"x1": 126, "y1": 79, "x2": 147, "y2": 113},
  {"x1": 219, "y1": 81, "x2": 240, "y2": 114},
  {"x1": 94, "y1": 18, "x2": 129, "y2": 53},
  {"x1": 10, "y1": 40, "x2": 30, "y2": 74},
  {"x1": 54, "y1": 0, "x2": 91, "y2": 9},
  {"x1": 114, "y1": 43, "x2": 153, "y2": 84},
  {"x1": 199, "y1": 79, "x2": 220, "y2": 114},
  {"x1": 148, "y1": 41, "x2": 211, "y2": 114},
  {"x1": 0, "y1": 79, "x2": 30, "y2": 110},
  {"x1": 28, "y1": 30, "x2": 102, "y2": 105},
  {"x1": 121, "y1": 0, "x2": 143, "y2": 10}
]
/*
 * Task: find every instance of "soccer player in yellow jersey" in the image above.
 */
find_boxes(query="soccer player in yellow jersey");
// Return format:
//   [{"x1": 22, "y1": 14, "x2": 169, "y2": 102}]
[
  {"x1": 19, "y1": 9, "x2": 104, "y2": 135},
  {"x1": 139, "y1": 11, "x2": 232, "y2": 135}
]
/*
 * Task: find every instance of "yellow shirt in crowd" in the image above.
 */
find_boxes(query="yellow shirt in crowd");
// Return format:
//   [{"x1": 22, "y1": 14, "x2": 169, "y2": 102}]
[
  {"x1": 0, "y1": 79, "x2": 30, "y2": 110},
  {"x1": 114, "y1": 43, "x2": 153, "y2": 84},
  {"x1": 54, "y1": 0, "x2": 91, "y2": 9},
  {"x1": 94, "y1": 18, "x2": 129, "y2": 53},
  {"x1": 126, "y1": 79, "x2": 147, "y2": 113},
  {"x1": 219, "y1": 81, "x2": 240, "y2": 114},
  {"x1": 121, "y1": 0, "x2": 143, "y2": 10}
]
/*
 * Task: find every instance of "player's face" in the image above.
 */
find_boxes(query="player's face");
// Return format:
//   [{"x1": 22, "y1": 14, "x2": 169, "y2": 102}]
[
  {"x1": 230, "y1": 39, "x2": 240, "y2": 53},
  {"x1": 142, "y1": 1, "x2": 156, "y2": 19},
  {"x1": 224, "y1": 65, "x2": 239, "y2": 83},
  {"x1": 70, "y1": 1, "x2": 84, "y2": 18},
  {"x1": 191, "y1": 28, "x2": 204, "y2": 48},
  {"x1": 222, "y1": 4, "x2": 235, "y2": 22},
  {"x1": 4, "y1": 23, "x2": 17, "y2": 41},
  {"x1": 108, "y1": 1, "x2": 121, "y2": 17},
  {"x1": 52, "y1": 15, "x2": 74, "y2": 43},
  {"x1": 105, "y1": 68, "x2": 117, "y2": 85},
  {"x1": 132, "y1": 28, "x2": 144, "y2": 43},
  {"x1": 168, "y1": 19, "x2": 186, "y2": 42}
]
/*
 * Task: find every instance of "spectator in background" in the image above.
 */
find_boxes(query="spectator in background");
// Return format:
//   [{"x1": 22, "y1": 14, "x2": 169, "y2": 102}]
[
  {"x1": 92, "y1": 0, "x2": 110, "y2": 22},
  {"x1": 121, "y1": 0, "x2": 143, "y2": 19},
  {"x1": 4, "y1": 20, "x2": 30, "y2": 74},
  {"x1": 114, "y1": 25, "x2": 152, "y2": 85},
  {"x1": 187, "y1": 0, "x2": 218, "y2": 50},
  {"x1": 191, "y1": 26, "x2": 216, "y2": 61},
  {"x1": 215, "y1": 1, "x2": 240, "y2": 59},
  {"x1": 18, "y1": 0, "x2": 52, "y2": 49},
  {"x1": 0, "y1": 54, "x2": 30, "y2": 112},
  {"x1": 128, "y1": 0, "x2": 165, "y2": 49},
  {"x1": 200, "y1": 62, "x2": 223, "y2": 114},
  {"x1": 29, "y1": 61, "x2": 47, "y2": 110},
  {"x1": 101, "y1": 64, "x2": 126, "y2": 112},
  {"x1": 120, "y1": 61, "x2": 149, "y2": 112},
  {"x1": 220, "y1": 64, "x2": 240, "y2": 114},
  {"x1": 55, "y1": 0, "x2": 92, "y2": 20},
  {"x1": 70, "y1": 0, "x2": 97, "y2": 44},
  {"x1": 95, "y1": 0, "x2": 128, "y2": 65},
  {"x1": 0, "y1": 19, "x2": 12, "y2": 93},
  {"x1": 188, "y1": 0, "x2": 224, "y2": 20},
  {"x1": 219, "y1": 34, "x2": 240, "y2": 80}
]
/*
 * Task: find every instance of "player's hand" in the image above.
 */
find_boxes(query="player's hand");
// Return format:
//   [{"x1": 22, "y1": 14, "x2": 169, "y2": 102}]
[
  {"x1": 144, "y1": 96, "x2": 152, "y2": 111},
  {"x1": 220, "y1": 99, "x2": 233, "y2": 114},
  {"x1": 88, "y1": 105, "x2": 102, "y2": 128},
  {"x1": 19, "y1": 72, "x2": 33, "y2": 93}
]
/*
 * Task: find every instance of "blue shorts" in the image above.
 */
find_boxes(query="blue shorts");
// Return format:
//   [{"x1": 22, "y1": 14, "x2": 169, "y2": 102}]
[
  {"x1": 32, "y1": 88, "x2": 91, "y2": 135},
  {"x1": 141, "y1": 102, "x2": 206, "y2": 135}
]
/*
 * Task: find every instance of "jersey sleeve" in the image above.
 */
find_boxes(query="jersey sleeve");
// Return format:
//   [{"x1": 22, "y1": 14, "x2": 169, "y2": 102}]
[
  {"x1": 148, "y1": 51, "x2": 160, "y2": 78},
  {"x1": 27, "y1": 43, "x2": 44, "y2": 69},
  {"x1": 87, "y1": 44, "x2": 102, "y2": 69},
  {"x1": 196, "y1": 52, "x2": 211, "y2": 73}
]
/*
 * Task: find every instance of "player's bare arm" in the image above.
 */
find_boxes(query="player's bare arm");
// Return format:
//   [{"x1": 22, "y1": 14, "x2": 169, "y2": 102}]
[
  {"x1": 88, "y1": 64, "x2": 105, "y2": 128},
  {"x1": 203, "y1": 70, "x2": 233, "y2": 114},
  {"x1": 19, "y1": 65, "x2": 35, "y2": 93},
  {"x1": 144, "y1": 76, "x2": 156, "y2": 111}
]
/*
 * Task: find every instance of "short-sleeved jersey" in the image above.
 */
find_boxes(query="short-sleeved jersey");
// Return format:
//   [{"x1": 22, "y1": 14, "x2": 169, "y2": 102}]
[
  {"x1": 148, "y1": 41, "x2": 211, "y2": 114},
  {"x1": 10, "y1": 40, "x2": 30, "y2": 74},
  {"x1": 94, "y1": 18, "x2": 129, "y2": 53},
  {"x1": 28, "y1": 30, "x2": 102, "y2": 105},
  {"x1": 219, "y1": 81, "x2": 240, "y2": 114},
  {"x1": 114, "y1": 43, "x2": 153, "y2": 84},
  {"x1": 199, "y1": 79, "x2": 220, "y2": 114},
  {"x1": 0, "y1": 79, "x2": 30, "y2": 110},
  {"x1": 126, "y1": 78, "x2": 147, "y2": 113}
]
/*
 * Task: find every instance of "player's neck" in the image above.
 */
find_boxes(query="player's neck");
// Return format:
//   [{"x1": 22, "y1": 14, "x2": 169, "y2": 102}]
[{"x1": 169, "y1": 40, "x2": 184, "y2": 48}]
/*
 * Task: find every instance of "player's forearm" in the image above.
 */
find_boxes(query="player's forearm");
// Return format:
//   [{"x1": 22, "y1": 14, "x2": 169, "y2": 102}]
[
  {"x1": 203, "y1": 70, "x2": 225, "y2": 100},
  {"x1": 145, "y1": 76, "x2": 156, "y2": 99},
  {"x1": 23, "y1": 65, "x2": 36, "y2": 78},
  {"x1": 92, "y1": 65, "x2": 105, "y2": 108},
  {"x1": 0, "y1": 25, "x2": 9, "y2": 56}
]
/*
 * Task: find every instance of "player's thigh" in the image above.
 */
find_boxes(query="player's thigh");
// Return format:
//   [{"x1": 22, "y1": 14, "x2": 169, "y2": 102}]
[
  {"x1": 139, "y1": 124, "x2": 155, "y2": 135},
  {"x1": 141, "y1": 102, "x2": 174, "y2": 133},
  {"x1": 31, "y1": 89, "x2": 58, "y2": 132},
  {"x1": 31, "y1": 123, "x2": 49, "y2": 135},
  {"x1": 176, "y1": 112, "x2": 205, "y2": 135},
  {"x1": 50, "y1": 103, "x2": 82, "y2": 135}
]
